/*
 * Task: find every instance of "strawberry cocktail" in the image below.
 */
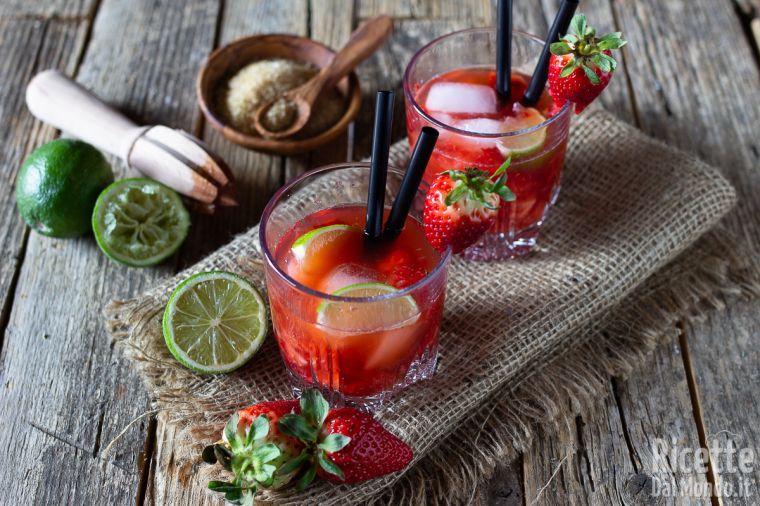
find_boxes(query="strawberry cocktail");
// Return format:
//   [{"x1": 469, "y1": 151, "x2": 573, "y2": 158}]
[
  {"x1": 260, "y1": 163, "x2": 450, "y2": 406},
  {"x1": 404, "y1": 29, "x2": 572, "y2": 260}
]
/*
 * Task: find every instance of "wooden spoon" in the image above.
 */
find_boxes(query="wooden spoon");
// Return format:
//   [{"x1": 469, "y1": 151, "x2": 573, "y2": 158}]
[{"x1": 253, "y1": 15, "x2": 393, "y2": 139}]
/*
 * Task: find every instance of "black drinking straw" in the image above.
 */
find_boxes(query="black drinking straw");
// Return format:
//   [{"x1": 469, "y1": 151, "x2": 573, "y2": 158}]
[
  {"x1": 496, "y1": 0, "x2": 513, "y2": 99},
  {"x1": 383, "y1": 126, "x2": 439, "y2": 240},
  {"x1": 523, "y1": 0, "x2": 579, "y2": 106},
  {"x1": 365, "y1": 90, "x2": 395, "y2": 241}
]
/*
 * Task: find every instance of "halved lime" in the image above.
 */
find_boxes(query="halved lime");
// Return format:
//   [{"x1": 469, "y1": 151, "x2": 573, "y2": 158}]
[
  {"x1": 497, "y1": 107, "x2": 548, "y2": 158},
  {"x1": 92, "y1": 178, "x2": 190, "y2": 267},
  {"x1": 163, "y1": 271, "x2": 267, "y2": 374},
  {"x1": 316, "y1": 282, "x2": 419, "y2": 332}
]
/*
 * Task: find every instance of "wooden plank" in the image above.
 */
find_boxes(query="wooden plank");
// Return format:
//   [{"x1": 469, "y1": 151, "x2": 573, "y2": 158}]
[
  {"x1": 685, "y1": 302, "x2": 760, "y2": 503},
  {"x1": 0, "y1": 16, "x2": 86, "y2": 350},
  {"x1": 610, "y1": 0, "x2": 760, "y2": 502},
  {"x1": 0, "y1": 0, "x2": 95, "y2": 18},
  {"x1": 0, "y1": 0, "x2": 220, "y2": 504},
  {"x1": 151, "y1": 2, "x2": 307, "y2": 504}
]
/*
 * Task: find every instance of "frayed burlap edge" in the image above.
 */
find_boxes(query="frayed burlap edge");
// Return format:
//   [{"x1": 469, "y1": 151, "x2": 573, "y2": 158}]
[{"x1": 363, "y1": 227, "x2": 760, "y2": 506}]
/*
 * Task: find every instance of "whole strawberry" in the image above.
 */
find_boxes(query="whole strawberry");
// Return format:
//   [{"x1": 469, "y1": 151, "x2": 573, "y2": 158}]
[
  {"x1": 547, "y1": 14, "x2": 626, "y2": 113},
  {"x1": 423, "y1": 158, "x2": 515, "y2": 254},
  {"x1": 317, "y1": 407, "x2": 414, "y2": 484}
]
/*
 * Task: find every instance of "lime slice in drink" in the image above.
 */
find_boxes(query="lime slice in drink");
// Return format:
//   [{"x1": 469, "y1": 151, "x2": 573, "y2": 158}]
[
  {"x1": 316, "y1": 282, "x2": 419, "y2": 332},
  {"x1": 92, "y1": 178, "x2": 190, "y2": 267},
  {"x1": 291, "y1": 224, "x2": 354, "y2": 260},
  {"x1": 497, "y1": 106, "x2": 548, "y2": 158},
  {"x1": 290, "y1": 224, "x2": 361, "y2": 278},
  {"x1": 163, "y1": 271, "x2": 267, "y2": 374}
]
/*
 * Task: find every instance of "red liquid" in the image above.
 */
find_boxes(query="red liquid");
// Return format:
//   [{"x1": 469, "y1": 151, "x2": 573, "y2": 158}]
[
  {"x1": 406, "y1": 68, "x2": 570, "y2": 244},
  {"x1": 267, "y1": 205, "x2": 446, "y2": 398}
]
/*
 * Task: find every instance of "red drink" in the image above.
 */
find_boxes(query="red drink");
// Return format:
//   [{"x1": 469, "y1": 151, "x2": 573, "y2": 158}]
[
  {"x1": 266, "y1": 204, "x2": 446, "y2": 402},
  {"x1": 404, "y1": 29, "x2": 572, "y2": 260}
]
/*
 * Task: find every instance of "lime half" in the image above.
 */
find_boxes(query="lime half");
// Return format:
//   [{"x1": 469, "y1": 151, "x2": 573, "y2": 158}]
[
  {"x1": 92, "y1": 178, "x2": 190, "y2": 267},
  {"x1": 317, "y1": 282, "x2": 419, "y2": 332},
  {"x1": 497, "y1": 107, "x2": 548, "y2": 158},
  {"x1": 163, "y1": 271, "x2": 267, "y2": 374}
]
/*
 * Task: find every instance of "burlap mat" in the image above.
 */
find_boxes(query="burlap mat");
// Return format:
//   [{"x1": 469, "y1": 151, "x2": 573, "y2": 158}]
[{"x1": 105, "y1": 110, "x2": 750, "y2": 505}]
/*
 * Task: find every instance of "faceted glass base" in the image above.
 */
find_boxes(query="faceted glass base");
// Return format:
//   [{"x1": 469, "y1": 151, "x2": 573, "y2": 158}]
[{"x1": 286, "y1": 347, "x2": 438, "y2": 411}]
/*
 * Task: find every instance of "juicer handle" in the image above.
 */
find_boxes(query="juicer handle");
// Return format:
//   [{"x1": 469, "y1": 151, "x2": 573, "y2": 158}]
[{"x1": 25, "y1": 70, "x2": 147, "y2": 160}]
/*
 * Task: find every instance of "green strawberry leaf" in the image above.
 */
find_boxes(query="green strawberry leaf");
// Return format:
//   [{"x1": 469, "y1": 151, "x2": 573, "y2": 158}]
[
  {"x1": 317, "y1": 451, "x2": 345, "y2": 480},
  {"x1": 278, "y1": 414, "x2": 318, "y2": 443},
  {"x1": 277, "y1": 451, "x2": 309, "y2": 476},
  {"x1": 491, "y1": 156, "x2": 511, "y2": 180},
  {"x1": 300, "y1": 389, "x2": 329, "y2": 429},
  {"x1": 581, "y1": 63, "x2": 601, "y2": 85},
  {"x1": 208, "y1": 481, "x2": 240, "y2": 493},
  {"x1": 248, "y1": 415, "x2": 269, "y2": 447},
  {"x1": 225, "y1": 488, "x2": 243, "y2": 504},
  {"x1": 252, "y1": 442, "x2": 281, "y2": 464},
  {"x1": 296, "y1": 464, "x2": 318, "y2": 491},
  {"x1": 592, "y1": 54, "x2": 612, "y2": 73},
  {"x1": 443, "y1": 182, "x2": 469, "y2": 206},
  {"x1": 225, "y1": 414, "x2": 242, "y2": 450},
  {"x1": 318, "y1": 433, "x2": 351, "y2": 453},
  {"x1": 561, "y1": 33, "x2": 578, "y2": 44},
  {"x1": 496, "y1": 186, "x2": 516, "y2": 202},
  {"x1": 550, "y1": 41, "x2": 573, "y2": 55},
  {"x1": 254, "y1": 463, "x2": 278, "y2": 484},
  {"x1": 559, "y1": 58, "x2": 579, "y2": 78},
  {"x1": 570, "y1": 14, "x2": 587, "y2": 38}
]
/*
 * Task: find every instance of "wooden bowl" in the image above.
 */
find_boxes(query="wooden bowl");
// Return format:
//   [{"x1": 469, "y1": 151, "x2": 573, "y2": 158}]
[{"x1": 196, "y1": 34, "x2": 361, "y2": 156}]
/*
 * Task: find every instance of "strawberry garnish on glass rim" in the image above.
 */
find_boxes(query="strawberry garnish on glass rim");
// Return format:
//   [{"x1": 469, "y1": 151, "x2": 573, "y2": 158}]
[
  {"x1": 547, "y1": 14, "x2": 626, "y2": 113},
  {"x1": 423, "y1": 157, "x2": 516, "y2": 254},
  {"x1": 202, "y1": 389, "x2": 413, "y2": 504}
]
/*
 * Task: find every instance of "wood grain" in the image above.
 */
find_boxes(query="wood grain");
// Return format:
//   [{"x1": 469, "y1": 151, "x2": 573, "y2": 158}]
[
  {"x1": 611, "y1": 0, "x2": 760, "y2": 501},
  {"x1": 0, "y1": 0, "x2": 219, "y2": 504},
  {"x1": 152, "y1": 3, "x2": 307, "y2": 504}
]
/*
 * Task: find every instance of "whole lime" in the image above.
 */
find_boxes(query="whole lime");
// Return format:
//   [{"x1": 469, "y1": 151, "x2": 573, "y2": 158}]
[{"x1": 15, "y1": 139, "x2": 114, "y2": 238}]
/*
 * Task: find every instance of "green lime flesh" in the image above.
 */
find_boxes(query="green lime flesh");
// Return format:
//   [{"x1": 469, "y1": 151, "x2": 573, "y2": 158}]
[
  {"x1": 92, "y1": 178, "x2": 190, "y2": 267},
  {"x1": 15, "y1": 139, "x2": 114, "y2": 238},
  {"x1": 316, "y1": 282, "x2": 420, "y2": 332},
  {"x1": 163, "y1": 271, "x2": 267, "y2": 374}
]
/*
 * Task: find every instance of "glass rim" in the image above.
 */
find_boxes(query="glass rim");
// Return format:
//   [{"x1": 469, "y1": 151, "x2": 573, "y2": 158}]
[
  {"x1": 402, "y1": 27, "x2": 572, "y2": 139},
  {"x1": 259, "y1": 162, "x2": 452, "y2": 304}
]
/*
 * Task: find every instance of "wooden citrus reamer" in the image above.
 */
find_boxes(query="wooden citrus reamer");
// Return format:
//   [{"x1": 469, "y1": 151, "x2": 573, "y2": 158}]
[{"x1": 25, "y1": 70, "x2": 237, "y2": 211}]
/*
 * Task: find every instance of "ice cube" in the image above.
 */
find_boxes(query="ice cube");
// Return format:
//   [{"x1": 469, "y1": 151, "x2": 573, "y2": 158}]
[
  {"x1": 425, "y1": 83, "x2": 498, "y2": 114},
  {"x1": 454, "y1": 117, "x2": 504, "y2": 134},
  {"x1": 319, "y1": 263, "x2": 380, "y2": 294}
]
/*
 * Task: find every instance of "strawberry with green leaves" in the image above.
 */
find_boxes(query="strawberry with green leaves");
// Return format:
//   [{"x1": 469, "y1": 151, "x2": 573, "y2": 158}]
[
  {"x1": 423, "y1": 157, "x2": 515, "y2": 254},
  {"x1": 203, "y1": 390, "x2": 413, "y2": 504},
  {"x1": 548, "y1": 14, "x2": 627, "y2": 113}
]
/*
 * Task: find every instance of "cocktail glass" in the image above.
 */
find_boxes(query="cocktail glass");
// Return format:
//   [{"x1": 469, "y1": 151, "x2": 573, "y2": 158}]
[
  {"x1": 404, "y1": 28, "x2": 572, "y2": 260},
  {"x1": 259, "y1": 162, "x2": 451, "y2": 407}
]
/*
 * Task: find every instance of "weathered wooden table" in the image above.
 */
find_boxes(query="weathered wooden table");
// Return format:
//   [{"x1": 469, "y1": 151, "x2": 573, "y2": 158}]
[{"x1": 1, "y1": 0, "x2": 758, "y2": 504}]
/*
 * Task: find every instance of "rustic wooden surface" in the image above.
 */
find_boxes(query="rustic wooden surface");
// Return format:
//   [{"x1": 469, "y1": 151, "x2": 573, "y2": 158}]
[{"x1": 0, "y1": 1, "x2": 757, "y2": 505}]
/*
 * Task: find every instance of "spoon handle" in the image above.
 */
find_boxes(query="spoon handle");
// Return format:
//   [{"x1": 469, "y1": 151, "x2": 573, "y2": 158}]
[{"x1": 302, "y1": 15, "x2": 393, "y2": 103}]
